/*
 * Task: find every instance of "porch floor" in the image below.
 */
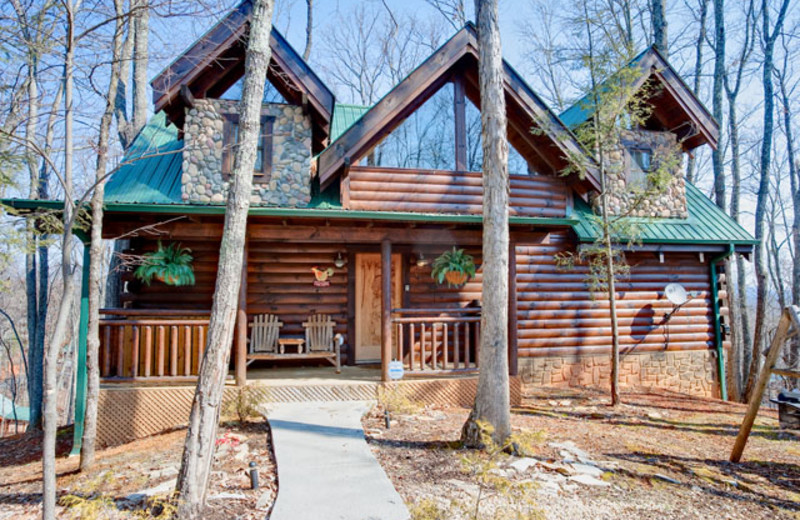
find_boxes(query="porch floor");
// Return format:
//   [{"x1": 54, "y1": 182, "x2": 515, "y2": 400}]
[
  {"x1": 241, "y1": 365, "x2": 481, "y2": 387},
  {"x1": 244, "y1": 365, "x2": 382, "y2": 386}
]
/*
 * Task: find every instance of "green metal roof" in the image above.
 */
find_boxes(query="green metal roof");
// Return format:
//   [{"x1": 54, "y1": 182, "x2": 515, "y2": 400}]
[
  {"x1": 104, "y1": 105, "x2": 369, "y2": 206},
  {"x1": 572, "y1": 182, "x2": 757, "y2": 245},
  {"x1": 105, "y1": 112, "x2": 184, "y2": 204},
  {"x1": 0, "y1": 395, "x2": 30, "y2": 422},
  {"x1": 330, "y1": 104, "x2": 370, "y2": 141},
  {"x1": 559, "y1": 48, "x2": 651, "y2": 130}
]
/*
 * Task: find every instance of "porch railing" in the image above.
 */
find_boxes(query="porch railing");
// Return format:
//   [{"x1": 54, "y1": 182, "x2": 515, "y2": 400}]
[
  {"x1": 99, "y1": 309, "x2": 210, "y2": 382},
  {"x1": 392, "y1": 308, "x2": 481, "y2": 373}
]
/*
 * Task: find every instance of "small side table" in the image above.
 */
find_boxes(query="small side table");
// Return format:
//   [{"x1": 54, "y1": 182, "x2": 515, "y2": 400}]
[{"x1": 278, "y1": 338, "x2": 305, "y2": 354}]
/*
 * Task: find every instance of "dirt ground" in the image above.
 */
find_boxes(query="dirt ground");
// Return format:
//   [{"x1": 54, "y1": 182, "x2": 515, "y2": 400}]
[
  {"x1": 1, "y1": 388, "x2": 797, "y2": 519},
  {"x1": 0, "y1": 420, "x2": 276, "y2": 519},
  {"x1": 364, "y1": 387, "x2": 800, "y2": 520}
]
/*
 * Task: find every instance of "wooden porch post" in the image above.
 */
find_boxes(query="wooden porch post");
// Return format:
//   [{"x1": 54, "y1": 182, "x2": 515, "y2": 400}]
[
  {"x1": 508, "y1": 240, "x2": 518, "y2": 376},
  {"x1": 235, "y1": 239, "x2": 249, "y2": 386},
  {"x1": 381, "y1": 239, "x2": 392, "y2": 382}
]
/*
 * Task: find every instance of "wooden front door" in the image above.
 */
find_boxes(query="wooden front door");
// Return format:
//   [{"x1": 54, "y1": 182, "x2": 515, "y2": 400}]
[{"x1": 355, "y1": 253, "x2": 402, "y2": 363}]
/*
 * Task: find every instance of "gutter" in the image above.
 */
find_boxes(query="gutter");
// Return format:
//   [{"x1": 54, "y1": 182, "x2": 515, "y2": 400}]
[
  {"x1": 1, "y1": 198, "x2": 579, "y2": 227},
  {"x1": 710, "y1": 244, "x2": 735, "y2": 401}
]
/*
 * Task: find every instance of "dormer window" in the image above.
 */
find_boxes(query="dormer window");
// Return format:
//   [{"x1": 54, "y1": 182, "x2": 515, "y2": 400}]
[
  {"x1": 221, "y1": 111, "x2": 274, "y2": 182},
  {"x1": 628, "y1": 147, "x2": 652, "y2": 189}
]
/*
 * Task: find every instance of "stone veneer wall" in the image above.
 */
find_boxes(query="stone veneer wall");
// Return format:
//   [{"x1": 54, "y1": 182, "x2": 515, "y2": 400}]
[
  {"x1": 594, "y1": 128, "x2": 688, "y2": 219},
  {"x1": 181, "y1": 98, "x2": 312, "y2": 206},
  {"x1": 519, "y1": 350, "x2": 720, "y2": 398}
]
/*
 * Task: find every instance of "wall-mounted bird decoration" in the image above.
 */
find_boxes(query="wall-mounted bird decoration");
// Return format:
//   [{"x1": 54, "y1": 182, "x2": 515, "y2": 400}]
[{"x1": 311, "y1": 266, "x2": 334, "y2": 287}]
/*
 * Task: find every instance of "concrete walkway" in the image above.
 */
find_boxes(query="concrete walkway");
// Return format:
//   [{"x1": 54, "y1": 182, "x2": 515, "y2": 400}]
[{"x1": 267, "y1": 401, "x2": 410, "y2": 520}]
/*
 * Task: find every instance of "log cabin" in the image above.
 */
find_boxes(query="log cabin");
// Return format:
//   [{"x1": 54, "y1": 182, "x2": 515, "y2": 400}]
[{"x1": 3, "y1": 0, "x2": 756, "y2": 447}]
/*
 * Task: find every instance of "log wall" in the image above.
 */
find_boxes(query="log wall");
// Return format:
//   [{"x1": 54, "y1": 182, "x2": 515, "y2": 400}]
[
  {"x1": 123, "y1": 227, "x2": 726, "y2": 374},
  {"x1": 126, "y1": 239, "x2": 351, "y2": 362},
  {"x1": 122, "y1": 239, "x2": 219, "y2": 309},
  {"x1": 514, "y1": 231, "x2": 726, "y2": 358},
  {"x1": 246, "y1": 241, "x2": 349, "y2": 356},
  {"x1": 346, "y1": 166, "x2": 569, "y2": 217},
  {"x1": 406, "y1": 246, "x2": 483, "y2": 308}
]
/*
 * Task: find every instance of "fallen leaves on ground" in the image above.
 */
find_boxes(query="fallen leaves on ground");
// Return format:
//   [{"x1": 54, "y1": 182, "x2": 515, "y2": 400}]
[
  {"x1": 0, "y1": 420, "x2": 276, "y2": 519},
  {"x1": 364, "y1": 386, "x2": 800, "y2": 520}
]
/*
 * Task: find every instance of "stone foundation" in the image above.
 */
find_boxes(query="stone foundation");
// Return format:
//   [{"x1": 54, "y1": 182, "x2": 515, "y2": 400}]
[
  {"x1": 181, "y1": 98, "x2": 312, "y2": 206},
  {"x1": 519, "y1": 349, "x2": 720, "y2": 398}
]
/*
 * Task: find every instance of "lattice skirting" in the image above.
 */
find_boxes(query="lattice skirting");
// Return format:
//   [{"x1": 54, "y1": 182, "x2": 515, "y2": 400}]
[{"x1": 96, "y1": 377, "x2": 521, "y2": 448}]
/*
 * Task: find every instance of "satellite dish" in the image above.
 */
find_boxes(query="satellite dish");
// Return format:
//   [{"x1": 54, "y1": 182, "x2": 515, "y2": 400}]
[{"x1": 664, "y1": 283, "x2": 688, "y2": 306}]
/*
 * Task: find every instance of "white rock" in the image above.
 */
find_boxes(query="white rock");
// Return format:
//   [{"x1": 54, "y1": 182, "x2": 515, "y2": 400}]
[
  {"x1": 233, "y1": 443, "x2": 251, "y2": 462},
  {"x1": 570, "y1": 463, "x2": 605, "y2": 478},
  {"x1": 148, "y1": 465, "x2": 179, "y2": 480},
  {"x1": 569, "y1": 474, "x2": 610, "y2": 487},
  {"x1": 256, "y1": 490, "x2": 273, "y2": 509},
  {"x1": 509, "y1": 457, "x2": 539, "y2": 473},
  {"x1": 207, "y1": 492, "x2": 247, "y2": 500},
  {"x1": 445, "y1": 478, "x2": 480, "y2": 497},
  {"x1": 129, "y1": 478, "x2": 176, "y2": 500}
]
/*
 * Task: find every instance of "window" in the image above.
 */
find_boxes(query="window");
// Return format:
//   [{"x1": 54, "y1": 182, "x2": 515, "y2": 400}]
[
  {"x1": 628, "y1": 147, "x2": 652, "y2": 189},
  {"x1": 219, "y1": 77, "x2": 289, "y2": 104},
  {"x1": 466, "y1": 98, "x2": 534, "y2": 175},
  {"x1": 368, "y1": 83, "x2": 456, "y2": 170},
  {"x1": 221, "y1": 112, "x2": 274, "y2": 182}
]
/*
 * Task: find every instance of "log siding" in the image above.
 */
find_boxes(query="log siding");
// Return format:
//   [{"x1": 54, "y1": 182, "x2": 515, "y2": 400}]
[
  {"x1": 121, "y1": 225, "x2": 725, "y2": 371},
  {"x1": 346, "y1": 166, "x2": 569, "y2": 217},
  {"x1": 515, "y1": 231, "x2": 725, "y2": 358}
]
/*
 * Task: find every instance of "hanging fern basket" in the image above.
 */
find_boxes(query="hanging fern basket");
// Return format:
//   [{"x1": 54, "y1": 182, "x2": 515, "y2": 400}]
[
  {"x1": 444, "y1": 271, "x2": 469, "y2": 286},
  {"x1": 430, "y1": 247, "x2": 476, "y2": 288},
  {"x1": 134, "y1": 241, "x2": 196, "y2": 287},
  {"x1": 154, "y1": 273, "x2": 181, "y2": 285}
]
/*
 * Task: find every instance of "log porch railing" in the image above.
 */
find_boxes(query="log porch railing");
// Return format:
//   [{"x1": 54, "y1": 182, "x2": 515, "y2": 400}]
[
  {"x1": 392, "y1": 308, "x2": 481, "y2": 373},
  {"x1": 99, "y1": 309, "x2": 210, "y2": 382}
]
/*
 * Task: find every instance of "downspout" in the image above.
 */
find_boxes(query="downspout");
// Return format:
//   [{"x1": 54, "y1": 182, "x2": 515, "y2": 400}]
[
  {"x1": 70, "y1": 244, "x2": 90, "y2": 456},
  {"x1": 710, "y1": 244, "x2": 734, "y2": 401}
]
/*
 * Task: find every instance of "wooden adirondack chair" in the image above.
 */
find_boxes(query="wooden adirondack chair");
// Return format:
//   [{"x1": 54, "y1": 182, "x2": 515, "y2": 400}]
[
  {"x1": 247, "y1": 314, "x2": 283, "y2": 366},
  {"x1": 302, "y1": 314, "x2": 341, "y2": 373}
]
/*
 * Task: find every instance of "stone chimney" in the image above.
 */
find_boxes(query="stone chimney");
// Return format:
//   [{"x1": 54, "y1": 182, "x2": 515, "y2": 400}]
[
  {"x1": 594, "y1": 128, "x2": 688, "y2": 219},
  {"x1": 181, "y1": 98, "x2": 312, "y2": 206}
]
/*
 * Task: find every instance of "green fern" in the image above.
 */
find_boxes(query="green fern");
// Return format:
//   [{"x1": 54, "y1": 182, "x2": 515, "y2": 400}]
[
  {"x1": 430, "y1": 247, "x2": 476, "y2": 286},
  {"x1": 134, "y1": 241, "x2": 196, "y2": 287}
]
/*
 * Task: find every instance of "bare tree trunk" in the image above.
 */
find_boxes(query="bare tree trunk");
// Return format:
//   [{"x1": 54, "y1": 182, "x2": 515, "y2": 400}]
[
  {"x1": 686, "y1": 0, "x2": 709, "y2": 183},
  {"x1": 108, "y1": 1, "x2": 148, "y2": 306},
  {"x1": 175, "y1": 1, "x2": 274, "y2": 516},
  {"x1": 13, "y1": 0, "x2": 45, "y2": 430},
  {"x1": 725, "y1": 0, "x2": 755, "y2": 400},
  {"x1": 461, "y1": 0, "x2": 511, "y2": 448},
  {"x1": 711, "y1": 0, "x2": 725, "y2": 211},
  {"x1": 131, "y1": 0, "x2": 149, "y2": 137},
  {"x1": 650, "y1": 0, "x2": 668, "y2": 55},
  {"x1": 746, "y1": 0, "x2": 791, "y2": 402},
  {"x1": 43, "y1": 2, "x2": 80, "y2": 517},
  {"x1": 32, "y1": 84, "x2": 62, "y2": 428},
  {"x1": 80, "y1": 0, "x2": 125, "y2": 471},
  {"x1": 776, "y1": 35, "x2": 800, "y2": 372},
  {"x1": 303, "y1": 0, "x2": 313, "y2": 61}
]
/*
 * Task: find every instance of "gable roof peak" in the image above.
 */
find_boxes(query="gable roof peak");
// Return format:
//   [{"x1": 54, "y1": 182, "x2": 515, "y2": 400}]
[
  {"x1": 316, "y1": 23, "x2": 600, "y2": 193},
  {"x1": 150, "y1": 0, "x2": 334, "y2": 151},
  {"x1": 560, "y1": 45, "x2": 718, "y2": 151}
]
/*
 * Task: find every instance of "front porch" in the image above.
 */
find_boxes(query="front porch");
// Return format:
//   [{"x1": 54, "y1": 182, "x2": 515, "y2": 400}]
[{"x1": 96, "y1": 305, "x2": 482, "y2": 386}]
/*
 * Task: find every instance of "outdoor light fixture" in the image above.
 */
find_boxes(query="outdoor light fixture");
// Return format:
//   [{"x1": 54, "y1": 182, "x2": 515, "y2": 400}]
[
  {"x1": 416, "y1": 252, "x2": 429, "y2": 267},
  {"x1": 334, "y1": 252, "x2": 347, "y2": 269}
]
